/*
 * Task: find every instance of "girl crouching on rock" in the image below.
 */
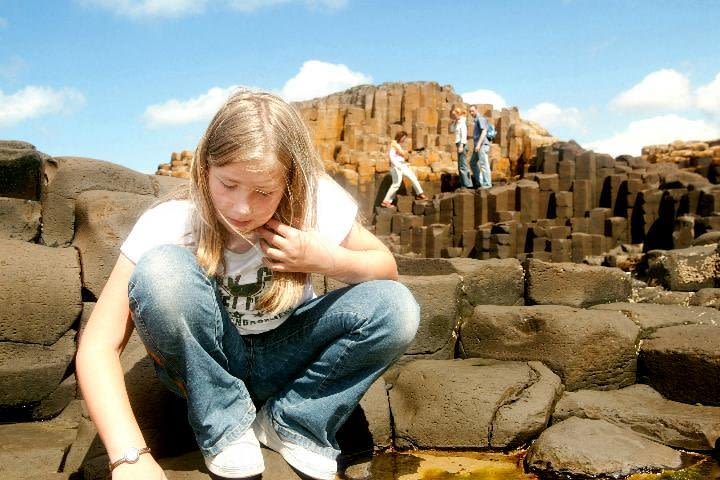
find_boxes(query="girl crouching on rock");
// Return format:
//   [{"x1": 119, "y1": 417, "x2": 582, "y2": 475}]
[{"x1": 76, "y1": 88, "x2": 420, "y2": 480}]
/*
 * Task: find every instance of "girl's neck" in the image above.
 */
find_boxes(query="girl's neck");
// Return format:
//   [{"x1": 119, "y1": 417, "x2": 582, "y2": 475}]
[{"x1": 225, "y1": 232, "x2": 257, "y2": 254}]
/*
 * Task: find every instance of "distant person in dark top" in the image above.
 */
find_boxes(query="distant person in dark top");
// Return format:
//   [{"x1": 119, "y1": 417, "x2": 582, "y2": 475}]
[{"x1": 469, "y1": 105, "x2": 492, "y2": 188}]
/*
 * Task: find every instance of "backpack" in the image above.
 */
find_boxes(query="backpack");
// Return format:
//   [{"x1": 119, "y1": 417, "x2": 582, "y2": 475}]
[{"x1": 486, "y1": 122, "x2": 497, "y2": 142}]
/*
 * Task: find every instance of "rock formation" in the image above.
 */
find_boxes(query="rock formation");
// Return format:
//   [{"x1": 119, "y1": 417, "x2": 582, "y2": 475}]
[
  {"x1": 156, "y1": 81, "x2": 557, "y2": 186},
  {"x1": 642, "y1": 139, "x2": 720, "y2": 178},
  {"x1": 3, "y1": 133, "x2": 720, "y2": 480}
]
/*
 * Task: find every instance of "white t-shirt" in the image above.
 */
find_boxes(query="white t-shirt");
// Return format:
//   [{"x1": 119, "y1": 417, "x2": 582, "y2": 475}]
[
  {"x1": 121, "y1": 175, "x2": 357, "y2": 335},
  {"x1": 388, "y1": 141, "x2": 405, "y2": 169}
]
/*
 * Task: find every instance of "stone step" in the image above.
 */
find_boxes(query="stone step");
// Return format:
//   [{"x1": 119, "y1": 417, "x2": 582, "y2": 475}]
[
  {"x1": 525, "y1": 417, "x2": 683, "y2": 479},
  {"x1": 553, "y1": 384, "x2": 720, "y2": 451},
  {"x1": 388, "y1": 358, "x2": 562, "y2": 449},
  {"x1": 639, "y1": 323, "x2": 720, "y2": 407},
  {"x1": 459, "y1": 304, "x2": 639, "y2": 390}
]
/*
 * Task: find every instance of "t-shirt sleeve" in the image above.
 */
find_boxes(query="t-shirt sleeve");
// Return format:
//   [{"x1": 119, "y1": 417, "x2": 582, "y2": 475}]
[
  {"x1": 120, "y1": 200, "x2": 193, "y2": 264},
  {"x1": 315, "y1": 176, "x2": 358, "y2": 245}
]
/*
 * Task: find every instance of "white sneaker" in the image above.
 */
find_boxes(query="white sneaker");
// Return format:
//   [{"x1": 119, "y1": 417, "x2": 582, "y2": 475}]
[
  {"x1": 253, "y1": 407, "x2": 337, "y2": 480},
  {"x1": 203, "y1": 426, "x2": 265, "y2": 478}
]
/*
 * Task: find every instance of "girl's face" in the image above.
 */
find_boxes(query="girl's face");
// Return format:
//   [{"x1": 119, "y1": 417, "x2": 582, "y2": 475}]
[{"x1": 208, "y1": 159, "x2": 285, "y2": 242}]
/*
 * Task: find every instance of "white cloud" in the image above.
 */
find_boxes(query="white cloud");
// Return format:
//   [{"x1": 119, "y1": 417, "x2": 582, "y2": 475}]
[
  {"x1": 610, "y1": 69, "x2": 692, "y2": 112},
  {"x1": 280, "y1": 60, "x2": 371, "y2": 102},
  {"x1": 78, "y1": 0, "x2": 209, "y2": 18},
  {"x1": 143, "y1": 85, "x2": 238, "y2": 127},
  {"x1": 461, "y1": 89, "x2": 507, "y2": 109},
  {"x1": 227, "y1": 0, "x2": 346, "y2": 12},
  {"x1": 696, "y1": 72, "x2": 720, "y2": 116},
  {"x1": 524, "y1": 102, "x2": 585, "y2": 132},
  {"x1": 583, "y1": 114, "x2": 720, "y2": 157},
  {"x1": 0, "y1": 86, "x2": 85, "y2": 127},
  {"x1": 79, "y1": 0, "x2": 346, "y2": 17}
]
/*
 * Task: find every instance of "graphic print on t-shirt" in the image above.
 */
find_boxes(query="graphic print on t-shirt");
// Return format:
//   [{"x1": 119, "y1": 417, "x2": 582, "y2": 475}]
[{"x1": 218, "y1": 266, "x2": 284, "y2": 328}]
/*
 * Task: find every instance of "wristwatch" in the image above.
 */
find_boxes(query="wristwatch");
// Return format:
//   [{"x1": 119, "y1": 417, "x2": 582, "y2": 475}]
[{"x1": 108, "y1": 446, "x2": 151, "y2": 471}]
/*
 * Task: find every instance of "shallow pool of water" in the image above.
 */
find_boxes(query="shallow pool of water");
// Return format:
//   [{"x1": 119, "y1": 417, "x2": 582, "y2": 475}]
[{"x1": 339, "y1": 450, "x2": 720, "y2": 480}]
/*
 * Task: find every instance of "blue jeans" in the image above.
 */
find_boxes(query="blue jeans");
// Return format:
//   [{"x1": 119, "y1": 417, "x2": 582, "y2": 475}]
[
  {"x1": 128, "y1": 245, "x2": 419, "y2": 460},
  {"x1": 470, "y1": 144, "x2": 492, "y2": 188},
  {"x1": 457, "y1": 143, "x2": 473, "y2": 188}
]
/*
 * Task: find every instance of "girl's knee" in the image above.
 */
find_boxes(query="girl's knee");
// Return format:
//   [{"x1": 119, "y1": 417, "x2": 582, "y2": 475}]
[
  {"x1": 129, "y1": 245, "x2": 209, "y2": 323},
  {"x1": 367, "y1": 280, "x2": 420, "y2": 347}
]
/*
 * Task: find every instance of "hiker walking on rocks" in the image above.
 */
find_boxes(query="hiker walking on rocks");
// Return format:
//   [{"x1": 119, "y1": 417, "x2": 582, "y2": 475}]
[
  {"x1": 450, "y1": 104, "x2": 472, "y2": 188},
  {"x1": 469, "y1": 105, "x2": 492, "y2": 189},
  {"x1": 76, "y1": 89, "x2": 420, "y2": 480},
  {"x1": 380, "y1": 130, "x2": 427, "y2": 208}
]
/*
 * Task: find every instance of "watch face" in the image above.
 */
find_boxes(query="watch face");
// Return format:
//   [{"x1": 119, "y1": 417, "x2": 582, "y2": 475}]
[{"x1": 125, "y1": 447, "x2": 140, "y2": 462}]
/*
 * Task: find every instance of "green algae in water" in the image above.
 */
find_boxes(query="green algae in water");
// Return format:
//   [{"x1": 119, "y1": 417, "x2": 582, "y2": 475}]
[
  {"x1": 341, "y1": 451, "x2": 720, "y2": 480},
  {"x1": 627, "y1": 457, "x2": 720, "y2": 480}
]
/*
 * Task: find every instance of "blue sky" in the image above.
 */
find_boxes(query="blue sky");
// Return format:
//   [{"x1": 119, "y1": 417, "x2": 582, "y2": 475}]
[{"x1": 1, "y1": 0, "x2": 719, "y2": 173}]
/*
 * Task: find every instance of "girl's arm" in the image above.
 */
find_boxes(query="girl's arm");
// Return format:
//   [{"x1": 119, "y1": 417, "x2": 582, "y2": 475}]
[
  {"x1": 76, "y1": 255, "x2": 166, "y2": 479},
  {"x1": 258, "y1": 219, "x2": 398, "y2": 284}
]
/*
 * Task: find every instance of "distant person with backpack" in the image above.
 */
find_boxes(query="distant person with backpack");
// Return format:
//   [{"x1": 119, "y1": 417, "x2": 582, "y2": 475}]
[
  {"x1": 380, "y1": 131, "x2": 427, "y2": 208},
  {"x1": 469, "y1": 105, "x2": 494, "y2": 188}
]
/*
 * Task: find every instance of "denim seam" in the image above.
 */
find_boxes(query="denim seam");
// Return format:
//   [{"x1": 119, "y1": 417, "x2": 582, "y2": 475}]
[
  {"x1": 272, "y1": 420, "x2": 339, "y2": 459},
  {"x1": 257, "y1": 308, "x2": 361, "y2": 351},
  {"x1": 202, "y1": 394, "x2": 255, "y2": 456},
  {"x1": 128, "y1": 285, "x2": 187, "y2": 395},
  {"x1": 287, "y1": 310, "x2": 366, "y2": 407}
]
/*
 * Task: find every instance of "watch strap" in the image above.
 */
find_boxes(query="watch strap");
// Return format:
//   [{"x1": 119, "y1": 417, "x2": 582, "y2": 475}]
[{"x1": 108, "y1": 447, "x2": 151, "y2": 471}]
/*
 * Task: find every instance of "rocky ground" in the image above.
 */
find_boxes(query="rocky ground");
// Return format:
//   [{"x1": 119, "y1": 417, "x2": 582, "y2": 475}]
[{"x1": 1, "y1": 140, "x2": 719, "y2": 479}]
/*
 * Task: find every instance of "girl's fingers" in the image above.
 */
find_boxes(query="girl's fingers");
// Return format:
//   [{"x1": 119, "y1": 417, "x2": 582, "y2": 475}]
[
  {"x1": 257, "y1": 226, "x2": 287, "y2": 248},
  {"x1": 260, "y1": 243, "x2": 286, "y2": 262},
  {"x1": 262, "y1": 257, "x2": 288, "y2": 272},
  {"x1": 264, "y1": 218, "x2": 295, "y2": 237}
]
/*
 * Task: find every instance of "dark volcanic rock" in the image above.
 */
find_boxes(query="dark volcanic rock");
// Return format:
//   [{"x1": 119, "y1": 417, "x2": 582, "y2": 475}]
[
  {"x1": 389, "y1": 358, "x2": 561, "y2": 449},
  {"x1": 590, "y1": 302, "x2": 720, "y2": 336},
  {"x1": 646, "y1": 244, "x2": 720, "y2": 292},
  {"x1": 0, "y1": 240, "x2": 82, "y2": 345},
  {"x1": 639, "y1": 324, "x2": 720, "y2": 406},
  {"x1": 525, "y1": 417, "x2": 682, "y2": 479},
  {"x1": 460, "y1": 305, "x2": 639, "y2": 390},
  {"x1": 553, "y1": 384, "x2": 720, "y2": 451},
  {"x1": 525, "y1": 259, "x2": 632, "y2": 307}
]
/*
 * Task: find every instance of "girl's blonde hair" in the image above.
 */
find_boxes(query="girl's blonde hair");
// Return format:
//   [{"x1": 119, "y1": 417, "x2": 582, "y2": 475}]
[
  {"x1": 190, "y1": 88, "x2": 325, "y2": 315},
  {"x1": 451, "y1": 104, "x2": 467, "y2": 117}
]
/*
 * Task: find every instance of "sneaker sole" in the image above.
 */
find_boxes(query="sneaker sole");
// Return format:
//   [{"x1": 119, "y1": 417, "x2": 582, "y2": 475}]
[
  {"x1": 205, "y1": 460, "x2": 264, "y2": 479},
  {"x1": 254, "y1": 415, "x2": 335, "y2": 480},
  {"x1": 204, "y1": 456, "x2": 264, "y2": 478}
]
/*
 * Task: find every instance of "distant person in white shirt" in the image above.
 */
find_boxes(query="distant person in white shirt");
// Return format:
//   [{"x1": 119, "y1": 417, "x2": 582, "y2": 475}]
[
  {"x1": 450, "y1": 104, "x2": 472, "y2": 188},
  {"x1": 380, "y1": 131, "x2": 427, "y2": 208}
]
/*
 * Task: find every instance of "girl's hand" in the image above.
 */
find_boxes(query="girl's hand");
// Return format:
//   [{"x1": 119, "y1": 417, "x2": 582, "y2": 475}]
[
  {"x1": 257, "y1": 219, "x2": 338, "y2": 275},
  {"x1": 112, "y1": 455, "x2": 167, "y2": 480}
]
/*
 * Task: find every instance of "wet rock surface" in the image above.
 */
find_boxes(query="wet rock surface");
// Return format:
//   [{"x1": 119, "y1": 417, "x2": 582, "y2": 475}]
[
  {"x1": 525, "y1": 417, "x2": 683, "y2": 479},
  {"x1": 553, "y1": 384, "x2": 720, "y2": 451}
]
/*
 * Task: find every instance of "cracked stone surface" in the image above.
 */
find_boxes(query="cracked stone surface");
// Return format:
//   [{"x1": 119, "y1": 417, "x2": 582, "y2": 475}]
[
  {"x1": 525, "y1": 417, "x2": 683, "y2": 479},
  {"x1": 639, "y1": 323, "x2": 720, "y2": 407},
  {"x1": 590, "y1": 302, "x2": 720, "y2": 337},
  {"x1": 553, "y1": 384, "x2": 720, "y2": 451},
  {"x1": 388, "y1": 358, "x2": 562, "y2": 449},
  {"x1": 459, "y1": 304, "x2": 639, "y2": 390}
]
